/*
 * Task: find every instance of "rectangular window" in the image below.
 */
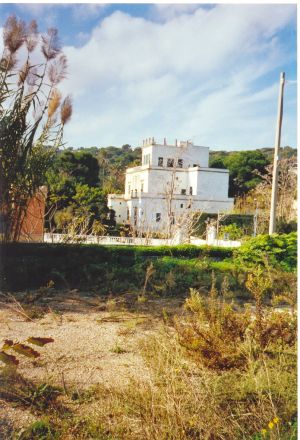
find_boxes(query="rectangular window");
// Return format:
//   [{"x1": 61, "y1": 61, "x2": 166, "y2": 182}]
[
  {"x1": 180, "y1": 204, "x2": 183, "y2": 208},
  {"x1": 143, "y1": 154, "x2": 151, "y2": 165},
  {"x1": 189, "y1": 186, "x2": 193, "y2": 195},
  {"x1": 181, "y1": 189, "x2": 186, "y2": 195},
  {"x1": 178, "y1": 159, "x2": 183, "y2": 168},
  {"x1": 171, "y1": 213, "x2": 175, "y2": 225},
  {"x1": 167, "y1": 158, "x2": 174, "y2": 167},
  {"x1": 134, "y1": 207, "x2": 138, "y2": 226},
  {"x1": 193, "y1": 164, "x2": 197, "y2": 167},
  {"x1": 158, "y1": 157, "x2": 163, "y2": 167},
  {"x1": 156, "y1": 213, "x2": 161, "y2": 222}
]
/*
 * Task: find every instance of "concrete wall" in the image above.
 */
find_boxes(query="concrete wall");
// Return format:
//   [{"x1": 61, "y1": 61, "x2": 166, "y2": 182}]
[
  {"x1": 125, "y1": 168, "x2": 149, "y2": 196},
  {"x1": 196, "y1": 168, "x2": 230, "y2": 200},
  {"x1": 107, "y1": 195, "x2": 127, "y2": 223},
  {"x1": 147, "y1": 168, "x2": 188, "y2": 196},
  {"x1": 142, "y1": 142, "x2": 209, "y2": 169},
  {"x1": 126, "y1": 195, "x2": 233, "y2": 233}
]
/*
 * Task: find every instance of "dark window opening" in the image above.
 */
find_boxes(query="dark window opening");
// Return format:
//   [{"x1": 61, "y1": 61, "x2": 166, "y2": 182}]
[
  {"x1": 167, "y1": 158, "x2": 174, "y2": 167},
  {"x1": 180, "y1": 204, "x2": 183, "y2": 208},
  {"x1": 134, "y1": 207, "x2": 138, "y2": 226},
  {"x1": 158, "y1": 157, "x2": 163, "y2": 166},
  {"x1": 193, "y1": 164, "x2": 197, "y2": 167},
  {"x1": 156, "y1": 213, "x2": 161, "y2": 222},
  {"x1": 178, "y1": 159, "x2": 183, "y2": 168},
  {"x1": 181, "y1": 189, "x2": 186, "y2": 195},
  {"x1": 189, "y1": 186, "x2": 193, "y2": 195}
]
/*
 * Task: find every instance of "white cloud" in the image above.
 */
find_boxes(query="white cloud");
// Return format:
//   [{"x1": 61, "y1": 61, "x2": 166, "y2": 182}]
[
  {"x1": 150, "y1": 4, "x2": 202, "y2": 22},
  {"x1": 16, "y1": 3, "x2": 54, "y2": 17},
  {"x1": 71, "y1": 4, "x2": 108, "y2": 22},
  {"x1": 15, "y1": 4, "x2": 60, "y2": 27},
  {"x1": 1, "y1": 4, "x2": 296, "y2": 149}
]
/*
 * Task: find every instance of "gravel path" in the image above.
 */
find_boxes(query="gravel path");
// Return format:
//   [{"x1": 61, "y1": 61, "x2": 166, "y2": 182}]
[{"x1": 0, "y1": 290, "x2": 183, "y2": 437}]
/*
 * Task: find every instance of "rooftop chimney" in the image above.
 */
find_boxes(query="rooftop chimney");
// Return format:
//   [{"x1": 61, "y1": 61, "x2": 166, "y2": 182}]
[
  {"x1": 164, "y1": 137, "x2": 167, "y2": 146},
  {"x1": 175, "y1": 139, "x2": 178, "y2": 147}
]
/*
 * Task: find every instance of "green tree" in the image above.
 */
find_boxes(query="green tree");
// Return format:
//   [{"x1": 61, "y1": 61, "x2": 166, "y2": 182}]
[
  {"x1": 46, "y1": 149, "x2": 101, "y2": 226},
  {"x1": 0, "y1": 16, "x2": 72, "y2": 241},
  {"x1": 209, "y1": 156, "x2": 226, "y2": 169},
  {"x1": 97, "y1": 145, "x2": 141, "y2": 191},
  {"x1": 224, "y1": 150, "x2": 270, "y2": 197},
  {"x1": 57, "y1": 150, "x2": 100, "y2": 187},
  {"x1": 53, "y1": 184, "x2": 113, "y2": 235},
  {"x1": 72, "y1": 184, "x2": 108, "y2": 223}
]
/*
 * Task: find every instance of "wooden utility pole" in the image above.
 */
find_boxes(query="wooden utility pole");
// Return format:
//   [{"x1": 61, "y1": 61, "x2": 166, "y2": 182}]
[
  {"x1": 269, "y1": 72, "x2": 285, "y2": 234},
  {"x1": 216, "y1": 210, "x2": 220, "y2": 245}
]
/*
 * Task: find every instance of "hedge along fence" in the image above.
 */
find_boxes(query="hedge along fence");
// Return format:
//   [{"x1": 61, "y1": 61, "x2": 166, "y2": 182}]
[
  {"x1": 1, "y1": 233, "x2": 295, "y2": 292},
  {"x1": 0, "y1": 243, "x2": 234, "y2": 291}
]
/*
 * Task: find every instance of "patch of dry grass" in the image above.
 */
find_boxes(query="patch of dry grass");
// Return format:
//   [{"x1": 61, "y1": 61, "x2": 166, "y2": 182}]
[
  {"x1": 25, "y1": 328, "x2": 294, "y2": 440},
  {"x1": 0, "y1": 289, "x2": 296, "y2": 440}
]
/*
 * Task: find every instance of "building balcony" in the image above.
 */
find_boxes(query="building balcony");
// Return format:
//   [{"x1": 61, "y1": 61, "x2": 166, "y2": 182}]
[{"x1": 127, "y1": 190, "x2": 143, "y2": 199}]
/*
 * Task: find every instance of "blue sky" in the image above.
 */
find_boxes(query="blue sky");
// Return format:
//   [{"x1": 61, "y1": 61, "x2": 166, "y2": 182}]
[{"x1": 0, "y1": 3, "x2": 297, "y2": 150}]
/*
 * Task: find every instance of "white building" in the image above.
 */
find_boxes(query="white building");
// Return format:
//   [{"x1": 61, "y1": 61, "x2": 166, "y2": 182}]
[{"x1": 108, "y1": 138, "x2": 234, "y2": 236}]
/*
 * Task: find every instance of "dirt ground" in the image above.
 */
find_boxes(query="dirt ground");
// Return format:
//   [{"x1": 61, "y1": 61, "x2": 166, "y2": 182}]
[{"x1": 0, "y1": 289, "x2": 185, "y2": 437}]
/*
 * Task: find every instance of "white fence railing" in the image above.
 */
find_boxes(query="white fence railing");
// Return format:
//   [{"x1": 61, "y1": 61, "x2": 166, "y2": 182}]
[
  {"x1": 44, "y1": 233, "x2": 241, "y2": 248},
  {"x1": 191, "y1": 237, "x2": 241, "y2": 248}
]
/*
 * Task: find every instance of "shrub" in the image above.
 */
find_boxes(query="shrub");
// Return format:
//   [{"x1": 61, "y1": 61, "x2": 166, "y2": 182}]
[
  {"x1": 175, "y1": 272, "x2": 297, "y2": 370},
  {"x1": 175, "y1": 287, "x2": 252, "y2": 370},
  {"x1": 219, "y1": 223, "x2": 244, "y2": 240},
  {"x1": 18, "y1": 419, "x2": 58, "y2": 440},
  {"x1": 235, "y1": 232, "x2": 297, "y2": 272}
]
